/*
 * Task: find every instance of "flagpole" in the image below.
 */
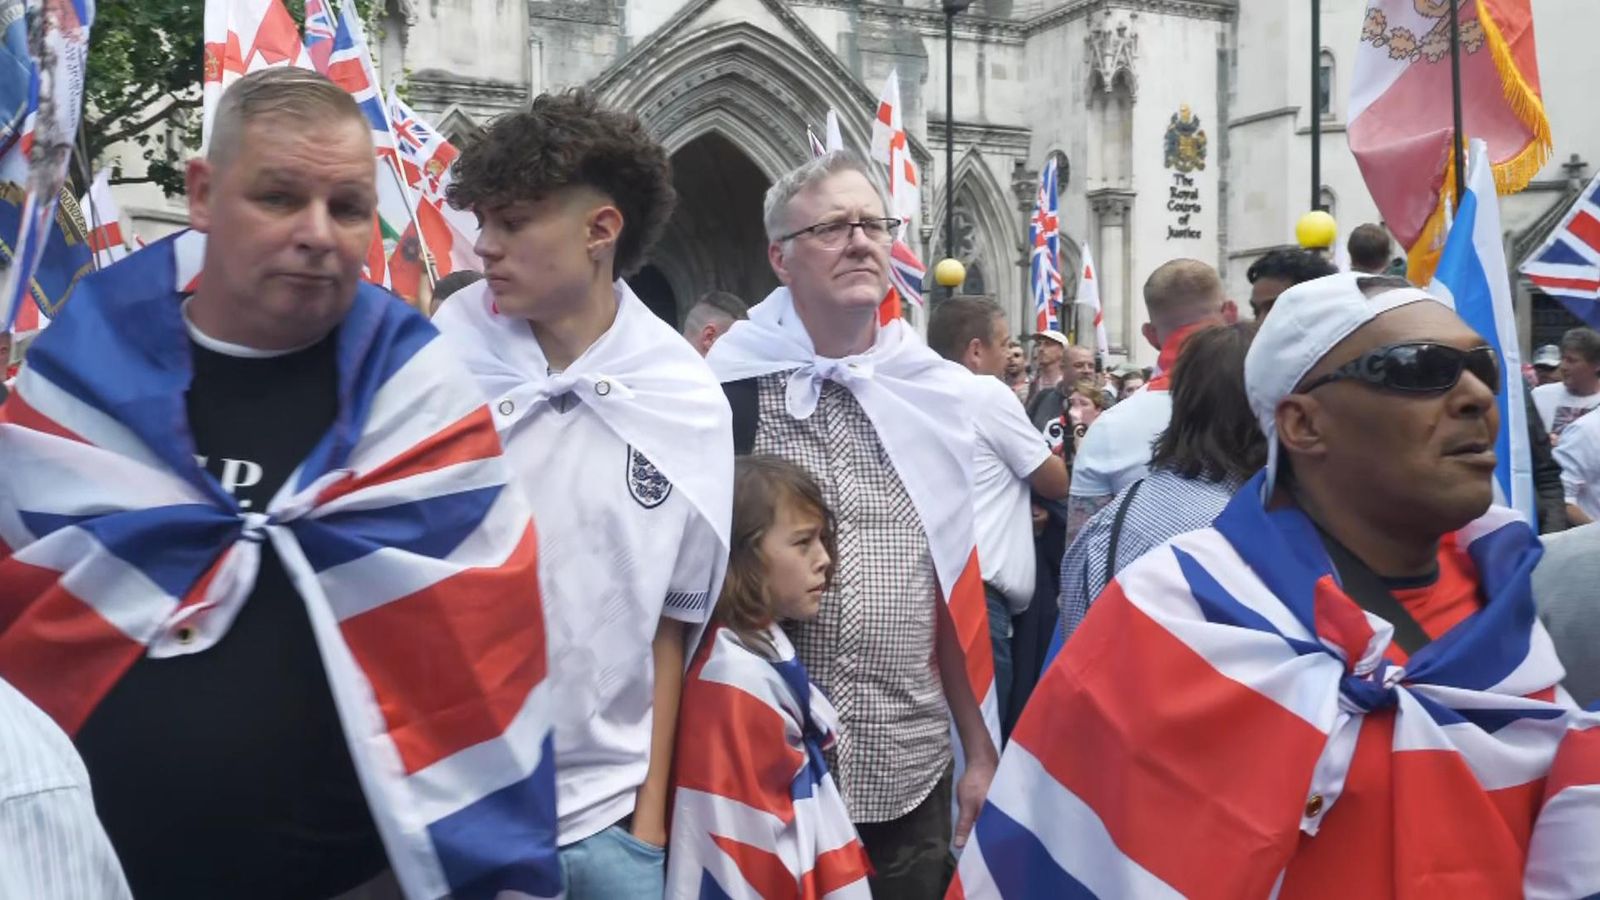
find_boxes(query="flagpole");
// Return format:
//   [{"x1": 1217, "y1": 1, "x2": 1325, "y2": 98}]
[
  {"x1": 1310, "y1": 0, "x2": 1322, "y2": 211},
  {"x1": 1448, "y1": 0, "x2": 1467, "y2": 207}
]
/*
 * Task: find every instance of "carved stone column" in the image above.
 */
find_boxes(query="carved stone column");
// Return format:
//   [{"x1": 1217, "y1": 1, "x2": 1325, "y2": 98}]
[{"x1": 1088, "y1": 189, "x2": 1135, "y2": 356}]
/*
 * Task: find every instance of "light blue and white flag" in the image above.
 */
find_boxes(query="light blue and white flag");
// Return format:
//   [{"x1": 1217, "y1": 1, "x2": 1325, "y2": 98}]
[{"x1": 1430, "y1": 138, "x2": 1535, "y2": 524}]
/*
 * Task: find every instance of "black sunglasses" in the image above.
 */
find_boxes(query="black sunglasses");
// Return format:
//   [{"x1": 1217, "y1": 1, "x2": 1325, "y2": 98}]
[{"x1": 1301, "y1": 342, "x2": 1501, "y2": 396}]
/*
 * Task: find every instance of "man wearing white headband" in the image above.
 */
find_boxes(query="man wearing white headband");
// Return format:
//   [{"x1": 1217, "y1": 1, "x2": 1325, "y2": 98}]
[{"x1": 953, "y1": 273, "x2": 1600, "y2": 898}]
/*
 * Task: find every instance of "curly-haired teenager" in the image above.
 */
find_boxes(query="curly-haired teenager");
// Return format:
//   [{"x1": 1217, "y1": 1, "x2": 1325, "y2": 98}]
[{"x1": 433, "y1": 89, "x2": 734, "y2": 899}]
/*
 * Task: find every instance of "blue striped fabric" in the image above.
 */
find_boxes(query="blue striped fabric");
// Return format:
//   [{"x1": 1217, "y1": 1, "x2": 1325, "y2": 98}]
[{"x1": 1057, "y1": 469, "x2": 1239, "y2": 643}]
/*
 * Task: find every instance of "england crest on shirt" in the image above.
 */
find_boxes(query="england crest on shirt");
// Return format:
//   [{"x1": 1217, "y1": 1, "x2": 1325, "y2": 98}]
[{"x1": 627, "y1": 445, "x2": 672, "y2": 508}]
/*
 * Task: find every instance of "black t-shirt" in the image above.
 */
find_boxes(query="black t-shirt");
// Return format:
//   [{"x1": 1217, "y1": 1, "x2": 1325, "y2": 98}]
[{"x1": 75, "y1": 333, "x2": 388, "y2": 899}]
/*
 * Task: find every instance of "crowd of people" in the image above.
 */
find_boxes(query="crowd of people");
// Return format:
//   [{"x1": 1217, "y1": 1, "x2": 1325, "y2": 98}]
[{"x1": 1, "y1": 67, "x2": 1598, "y2": 900}]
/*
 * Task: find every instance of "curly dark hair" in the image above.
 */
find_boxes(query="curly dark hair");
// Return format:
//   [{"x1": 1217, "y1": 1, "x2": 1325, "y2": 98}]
[
  {"x1": 446, "y1": 89, "x2": 676, "y2": 277},
  {"x1": 1246, "y1": 248, "x2": 1337, "y2": 287}
]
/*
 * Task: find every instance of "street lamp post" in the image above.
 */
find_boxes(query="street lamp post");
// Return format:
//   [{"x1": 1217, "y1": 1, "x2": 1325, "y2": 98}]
[
  {"x1": 1310, "y1": 0, "x2": 1322, "y2": 212},
  {"x1": 941, "y1": 0, "x2": 973, "y2": 296}
]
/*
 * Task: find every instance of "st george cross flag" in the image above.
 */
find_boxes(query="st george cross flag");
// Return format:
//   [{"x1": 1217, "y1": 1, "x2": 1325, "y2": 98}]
[
  {"x1": 0, "y1": 235, "x2": 563, "y2": 899},
  {"x1": 1029, "y1": 158, "x2": 1062, "y2": 333},
  {"x1": 869, "y1": 69, "x2": 901, "y2": 166},
  {"x1": 79, "y1": 168, "x2": 132, "y2": 270},
  {"x1": 1074, "y1": 240, "x2": 1108, "y2": 357},
  {"x1": 201, "y1": 0, "x2": 312, "y2": 148},
  {"x1": 1519, "y1": 170, "x2": 1600, "y2": 328},
  {"x1": 1349, "y1": 0, "x2": 1549, "y2": 284},
  {"x1": 951, "y1": 478, "x2": 1600, "y2": 899},
  {"x1": 1430, "y1": 138, "x2": 1534, "y2": 524},
  {"x1": 867, "y1": 69, "x2": 926, "y2": 321},
  {"x1": 668, "y1": 624, "x2": 872, "y2": 899},
  {"x1": 0, "y1": 0, "x2": 95, "y2": 334},
  {"x1": 389, "y1": 91, "x2": 481, "y2": 279}
]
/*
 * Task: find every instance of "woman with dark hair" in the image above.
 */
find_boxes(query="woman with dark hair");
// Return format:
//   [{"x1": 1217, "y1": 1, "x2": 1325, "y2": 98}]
[{"x1": 1057, "y1": 322, "x2": 1265, "y2": 640}]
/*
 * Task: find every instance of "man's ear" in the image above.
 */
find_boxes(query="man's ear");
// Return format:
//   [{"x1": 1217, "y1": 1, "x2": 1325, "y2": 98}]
[
  {"x1": 186, "y1": 158, "x2": 215, "y2": 234},
  {"x1": 1276, "y1": 395, "x2": 1327, "y2": 464},
  {"x1": 1142, "y1": 322, "x2": 1160, "y2": 351},
  {"x1": 964, "y1": 336, "x2": 984, "y2": 368},
  {"x1": 1221, "y1": 299, "x2": 1240, "y2": 324},
  {"x1": 768, "y1": 241, "x2": 793, "y2": 285},
  {"x1": 587, "y1": 204, "x2": 624, "y2": 263},
  {"x1": 698, "y1": 323, "x2": 720, "y2": 355}
]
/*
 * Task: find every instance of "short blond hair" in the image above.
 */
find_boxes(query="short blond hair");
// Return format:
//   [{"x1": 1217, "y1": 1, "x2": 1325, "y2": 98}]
[{"x1": 209, "y1": 68, "x2": 369, "y2": 166}]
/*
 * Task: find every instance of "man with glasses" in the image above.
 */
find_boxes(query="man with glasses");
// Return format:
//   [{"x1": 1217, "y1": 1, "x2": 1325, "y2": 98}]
[
  {"x1": 956, "y1": 272, "x2": 1600, "y2": 897},
  {"x1": 709, "y1": 150, "x2": 998, "y2": 899}
]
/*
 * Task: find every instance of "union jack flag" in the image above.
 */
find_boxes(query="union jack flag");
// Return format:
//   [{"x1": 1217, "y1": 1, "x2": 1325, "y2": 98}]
[
  {"x1": 322, "y1": 0, "x2": 394, "y2": 156},
  {"x1": 387, "y1": 92, "x2": 481, "y2": 280},
  {"x1": 301, "y1": 0, "x2": 336, "y2": 72},
  {"x1": 319, "y1": 0, "x2": 437, "y2": 300},
  {"x1": 1029, "y1": 158, "x2": 1062, "y2": 334},
  {"x1": 0, "y1": 235, "x2": 561, "y2": 899},
  {"x1": 951, "y1": 477, "x2": 1600, "y2": 899},
  {"x1": 669, "y1": 625, "x2": 872, "y2": 899},
  {"x1": 1520, "y1": 171, "x2": 1600, "y2": 328},
  {"x1": 889, "y1": 237, "x2": 925, "y2": 309}
]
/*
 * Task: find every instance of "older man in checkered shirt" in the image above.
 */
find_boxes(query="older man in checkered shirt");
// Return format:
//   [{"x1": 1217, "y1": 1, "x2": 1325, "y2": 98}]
[{"x1": 709, "y1": 151, "x2": 998, "y2": 899}]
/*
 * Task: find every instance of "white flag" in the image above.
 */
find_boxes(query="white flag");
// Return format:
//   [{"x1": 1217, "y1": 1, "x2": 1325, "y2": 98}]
[{"x1": 1074, "y1": 241, "x2": 1108, "y2": 357}]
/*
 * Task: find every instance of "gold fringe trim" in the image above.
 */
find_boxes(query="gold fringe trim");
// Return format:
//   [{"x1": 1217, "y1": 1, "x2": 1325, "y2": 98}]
[{"x1": 1406, "y1": 2, "x2": 1552, "y2": 285}]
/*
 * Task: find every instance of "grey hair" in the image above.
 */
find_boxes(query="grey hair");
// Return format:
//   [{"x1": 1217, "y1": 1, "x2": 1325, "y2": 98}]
[
  {"x1": 761, "y1": 149, "x2": 890, "y2": 243},
  {"x1": 209, "y1": 67, "x2": 370, "y2": 166}
]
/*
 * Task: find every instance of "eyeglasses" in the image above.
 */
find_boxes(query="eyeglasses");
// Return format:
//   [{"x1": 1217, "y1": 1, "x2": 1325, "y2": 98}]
[
  {"x1": 1301, "y1": 342, "x2": 1501, "y2": 396},
  {"x1": 778, "y1": 217, "x2": 902, "y2": 249}
]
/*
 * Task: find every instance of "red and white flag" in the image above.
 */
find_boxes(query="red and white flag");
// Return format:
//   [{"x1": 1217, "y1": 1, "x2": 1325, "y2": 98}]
[
  {"x1": 388, "y1": 91, "x2": 481, "y2": 279},
  {"x1": 79, "y1": 169, "x2": 134, "y2": 270},
  {"x1": 1074, "y1": 241, "x2": 1107, "y2": 357},
  {"x1": 868, "y1": 70, "x2": 925, "y2": 315},
  {"x1": 201, "y1": 0, "x2": 313, "y2": 148},
  {"x1": 1348, "y1": 0, "x2": 1549, "y2": 283}
]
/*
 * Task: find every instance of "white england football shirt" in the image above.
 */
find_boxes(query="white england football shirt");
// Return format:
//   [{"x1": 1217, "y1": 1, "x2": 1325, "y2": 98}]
[{"x1": 502, "y1": 391, "x2": 720, "y2": 845}]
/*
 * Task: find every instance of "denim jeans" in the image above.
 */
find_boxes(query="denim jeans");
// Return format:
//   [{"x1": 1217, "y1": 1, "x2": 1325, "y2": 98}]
[
  {"x1": 984, "y1": 585, "x2": 1014, "y2": 732},
  {"x1": 559, "y1": 824, "x2": 666, "y2": 899}
]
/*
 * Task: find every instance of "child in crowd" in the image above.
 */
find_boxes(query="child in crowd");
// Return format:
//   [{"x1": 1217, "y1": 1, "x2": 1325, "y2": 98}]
[{"x1": 667, "y1": 456, "x2": 873, "y2": 899}]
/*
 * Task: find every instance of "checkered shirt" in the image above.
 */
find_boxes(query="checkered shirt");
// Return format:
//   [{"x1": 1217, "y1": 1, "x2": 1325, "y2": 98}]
[
  {"x1": 752, "y1": 373, "x2": 951, "y2": 824},
  {"x1": 1058, "y1": 469, "x2": 1240, "y2": 641}
]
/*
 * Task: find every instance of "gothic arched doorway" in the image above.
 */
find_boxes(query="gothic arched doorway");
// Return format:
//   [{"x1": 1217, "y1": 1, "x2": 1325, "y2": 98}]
[{"x1": 647, "y1": 132, "x2": 778, "y2": 322}]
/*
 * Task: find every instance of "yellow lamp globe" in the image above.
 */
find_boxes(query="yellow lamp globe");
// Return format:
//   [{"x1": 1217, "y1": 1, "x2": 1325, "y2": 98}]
[
  {"x1": 1296, "y1": 210, "x2": 1338, "y2": 250},
  {"x1": 934, "y1": 257, "x2": 967, "y2": 288}
]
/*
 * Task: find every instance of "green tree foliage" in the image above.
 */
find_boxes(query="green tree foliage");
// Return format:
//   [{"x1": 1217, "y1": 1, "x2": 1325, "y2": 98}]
[{"x1": 83, "y1": 0, "x2": 378, "y2": 196}]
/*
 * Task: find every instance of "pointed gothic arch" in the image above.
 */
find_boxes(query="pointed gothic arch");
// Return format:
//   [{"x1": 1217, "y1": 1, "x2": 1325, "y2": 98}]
[
  {"x1": 593, "y1": 22, "x2": 882, "y2": 182},
  {"x1": 929, "y1": 147, "x2": 1025, "y2": 320}
]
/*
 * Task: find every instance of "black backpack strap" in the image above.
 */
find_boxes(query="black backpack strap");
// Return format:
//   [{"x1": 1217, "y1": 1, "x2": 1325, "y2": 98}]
[
  {"x1": 723, "y1": 378, "x2": 759, "y2": 457},
  {"x1": 1105, "y1": 478, "x2": 1145, "y2": 578},
  {"x1": 1317, "y1": 529, "x2": 1434, "y2": 656}
]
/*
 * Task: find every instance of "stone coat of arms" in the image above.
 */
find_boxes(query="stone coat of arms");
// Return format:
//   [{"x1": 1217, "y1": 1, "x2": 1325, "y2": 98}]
[{"x1": 1164, "y1": 105, "x2": 1207, "y2": 173}]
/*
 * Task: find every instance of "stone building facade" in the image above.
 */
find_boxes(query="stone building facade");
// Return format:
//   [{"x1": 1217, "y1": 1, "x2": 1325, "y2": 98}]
[{"x1": 117, "y1": 0, "x2": 1600, "y2": 364}]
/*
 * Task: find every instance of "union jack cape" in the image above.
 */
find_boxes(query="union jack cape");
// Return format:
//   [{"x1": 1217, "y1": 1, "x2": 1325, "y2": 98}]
[
  {"x1": 669, "y1": 624, "x2": 872, "y2": 899},
  {"x1": 952, "y1": 473, "x2": 1600, "y2": 899},
  {"x1": 0, "y1": 235, "x2": 562, "y2": 900}
]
